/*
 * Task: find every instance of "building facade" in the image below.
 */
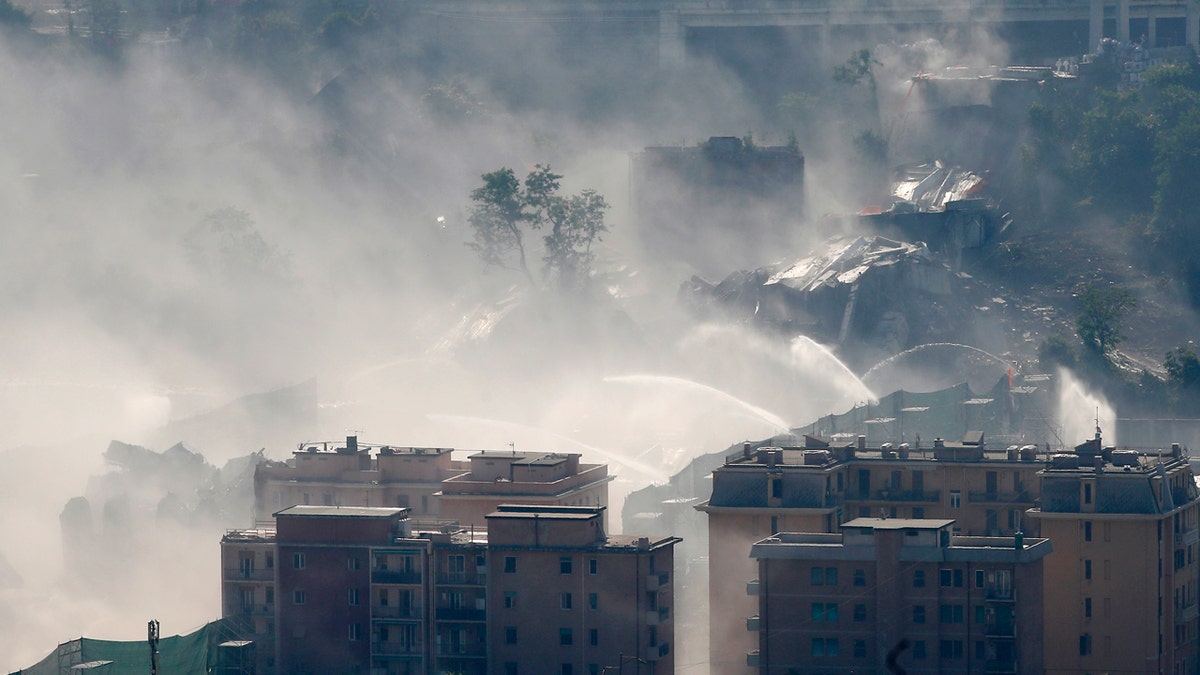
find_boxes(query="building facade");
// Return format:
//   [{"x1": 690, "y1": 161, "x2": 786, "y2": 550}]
[
  {"x1": 486, "y1": 505, "x2": 680, "y2": 675},
  {"x1": 253, "y1": 438, "x2": 611, "y2": 528},
  {"x1": 220, "y1": 503, "x2": 675, "y2": 675},
  {"x1": 748, "y1": 518, "x2": 1049, "y2": 674},
  {"x1": 1028, "y1": 442, "x2": 1200, "y2": 675}
]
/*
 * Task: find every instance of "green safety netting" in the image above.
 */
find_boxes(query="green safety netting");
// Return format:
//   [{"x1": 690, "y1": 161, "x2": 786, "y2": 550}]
[{"x1": 13, "y1": 619, "x2": 248, "y2": 675}]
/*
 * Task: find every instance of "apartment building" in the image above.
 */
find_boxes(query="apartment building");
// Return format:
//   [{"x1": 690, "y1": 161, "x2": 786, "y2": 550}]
[
  {"x1": 253, "y1": 438, "x2": 611, "y2": 527},
  {"x1": 487, "y1": 505, "x2": 680, "y2": 675},
  {"x1": 696, "y1": 434, "x2": 1042, "y2": 673},
  {"x1": 221, "y1": 504, "x2": 674, "y2": 675},
  {"x1": 748, "y1": 517, "x2": 1049, "y2": 674},
  {"x1": 1028, "y1": 442, "x2": 1200, "y2": 675},
  {"x1": 439, "y1": 451, "x2": 612, "y2": 528}
]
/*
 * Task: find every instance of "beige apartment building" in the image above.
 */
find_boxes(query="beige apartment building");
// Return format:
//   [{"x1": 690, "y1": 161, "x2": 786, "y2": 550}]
[
  {"x1": 699, "y1": 433, "x2": 1200, "y2": 674},
  {"x1": 221, "y1": 502, "x2": 674, "y2": 675},
  {"x1": 486, "y1": 505, "x2": 680, "y2": 675},
  {"x1": 749, "y1": 517, "x2": 1050, "y2": 674},
  {"x1": 1028, "y1": 443, "x2": 1200, "y2": 675},
  {"x1": 253, "y1": 437, "x2": 612, "y2": 527}
]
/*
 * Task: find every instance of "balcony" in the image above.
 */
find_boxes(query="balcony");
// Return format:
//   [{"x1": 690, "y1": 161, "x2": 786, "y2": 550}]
[
  {"x1": 372, "y1": 642, "x2": 423, "y2": 656},
  {"x1": 646, "y1": 571, "x2": 670, "y2": 591},
  {"x1": 985, "y1": 623, "x2": 1016, "y2": 638},
  {"x1": 435, "y1": 643, "x2": 485, "y2": 658},
  {"x1": 234, "y1": 603, "x2": 274, "y2": 617},
  {"x1": 644, "y1": 607, "x2": 670, "y2": 625},
  {"x1": 984, "y1": 660, "x2": 1018, "y2": 674},
  {"x1": 435, "y1": 607, "x2": 486, "y2": 622},
  {"x1": 372, "y1": 606, "x2": 424, "y2": 620},
  {"x1": 747, "y1": 650, "x2": 761, "y2": 667},
  {"x1": 437, "y1": 573, "x2": 487, "y2": 586},
  {"x1": 372, "y1": 570, "x2": 422, "y2": 585},
  {"x1": 985, "y1": 587, "x2": 1016, "y2": 602},
  {"x1": 746, "y1": 615, "x2": 760, "y2": 632},
  {"x1": 1176, "y1": 602, "x2": 1200, "y2": 624},
  {"x1": 968, "y1": 491, "x2": 1033, "y2": 504},
  {"x1": 645, "y1": 642, "x2": 668, "y2": 661},
  {"x1": 746, "y1": 579, "x2": 760, "y2": 596},
  {"x1": 224, "y1": 568, "x2": 274, "y2": 582},
  {"x1": 872, "y1": 489, "x2": 941, "y2": 503},
  {"x1": 1176, "y1": 527, "x2": 1200, "y2": 549}
]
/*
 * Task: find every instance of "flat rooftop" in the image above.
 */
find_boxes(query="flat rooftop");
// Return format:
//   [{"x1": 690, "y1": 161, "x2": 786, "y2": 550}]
[
  {"x1": 274, "y1": 505, "x2": 409, "y2": 519},
  {"x1": 843, "y1": 517, "x2": 955, "y2": 530}
]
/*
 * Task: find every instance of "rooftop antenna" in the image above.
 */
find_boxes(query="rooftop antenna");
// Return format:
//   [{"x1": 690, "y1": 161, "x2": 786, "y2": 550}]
[
  {"x1": 509, "y1": 442, "x2": 516, "y2": 455},
  {"x1": 1094, "y1": 407, "x2": 1102, "y2": 442}
]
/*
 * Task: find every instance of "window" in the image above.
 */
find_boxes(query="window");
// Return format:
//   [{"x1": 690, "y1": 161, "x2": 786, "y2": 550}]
[
  {"x1": 853, "y1": 569, "x2": 866, "y2": 587},
  {"x1": 975, "y1": 640, "x2": 985, "y2": 660},
  {"x1": 560, "y1": 557, "x2": 573, "y2": 574},
  {"x1": 504, "y1": 556, "x2": 517, "y2": 573},
  {"x1": 347, "y1": 556, "x2": 361, "y2": 571},
  {"x1": 912, "y1": 507, "x2": 925, "y2": 519},
  {"x1": 293, "y1": 553, "x2": 305, "y2": 570},
  {"x1": 561, "y1": 593, "x2": 573, "y2": 610},
  {"x1": 504, "y1": 591, "x2": 517, "y2": 609},
  {"x1": 975, "y1": 570, "x2": 985, "y2": 588},
  {"x1": 939, "y1": 604, "x2": 964, "y2": 623},
  {"x1": 265, "y1": 554, "x2": 274, "y2": 569},
  {"x1": 589, "y1": 558, "x2": 598, "y2": 575},
  {"x1": 950, "y1": 490, "x2": 962, "y2": 509},
  {"x1": 826, "y1": 567, "x2": 838, "y2": 585},
  {"x1": 811, "y1": 602, "x2": 838, "y2": 622},
  {"x1": 854, "y1": 640, "x2": 867, "y2": 658},
  {"x1": 348, "y1": 623, "x2": 361, "y2": 641},
  {"x1": 853, "y1": 604, "x2": 866, "y2": 622},
  {"x1": 812, "y1": 638, "x2": 840, "y2": 657},
  {"x1": 348, "y1": 588, "x2": 360, "y2": 606},
  {"x1": 1084, "y1": 559, "x2": 1092, "y2": 580},
  {"x1": 811, "y1": 566, "x2": 824, "y2": 585},
  {"x1": 1085, "y1": 597, "x2": 1092, "y2": 618},
  {"x1": 913, "y1": 640, "x2": 926, "y2": 659},
  {"x1": 379, "y1": 589, "x2": 389, "y2": 606},
  {"x1": 939, "y1": 639, "x2": 964, "y2": 659},
  {"x1": 1079, "y1": 633, "x2": 1092, "y2": 656},
  {"x1": 1084, "y1": 483, "x2": 1093, "y2": 504},
  {"x1": 1084, "y1": 521, "x2": 1093, "y2": 541},
  {"x1": 266, "y1": 588, "x2": 274, "y2": 604},
  {"x1": 589, "y1": 628, "x2": 598, "y2": 646},
  {"x1": 974, "y1": 605, "x2": 985, "y2": 624},
  {"x1": 504, "y1": 664, "x2": 517, "y2": 675},
  {"x1": 505, "y1": 627, "x2": 517, "y2": 644},
  {"x1": 561, "y1": 665, "x2": 573, "y2": 675},
  {"x1": 293, "y1": 590, "x2": 306, "y2": 605},
  {"x1": 560, "y1": 628, "x2": 573, "y2": 645},
  {"x1": 913, "y1": 605, "x2": 926, "y2": 623},
  {"x1": 940, "y1": 569, "x2": 964, "y2": 587},
  {"x1": 913, "y1": 570, "x2": 926, "y2": 587},
  {"x1": 588, "y1": 593, "x2": 598, "y2": 610},
  {"x1": 770, "y1": 515, "x2": 779, "y2": 534}
]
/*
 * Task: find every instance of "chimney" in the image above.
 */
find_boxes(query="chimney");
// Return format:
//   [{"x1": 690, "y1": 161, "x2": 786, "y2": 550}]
[
  {"x1": 743, "y1": 442, "x2": 752, "y2": 460},
  {"x1": 346, "y1": 435, "x2": 359, "y2": 453},
  {"x1": 857, "y1": 435, "x2": 866, "y2": 452},
  {"x1": 934, "y1": 438, "x2": 945, "y2": 449}
]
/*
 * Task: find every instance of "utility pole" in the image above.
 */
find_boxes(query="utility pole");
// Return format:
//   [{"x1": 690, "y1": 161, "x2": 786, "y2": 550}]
[{"x1": 148, "y1": 619, "x2": 160, "y2": 675}]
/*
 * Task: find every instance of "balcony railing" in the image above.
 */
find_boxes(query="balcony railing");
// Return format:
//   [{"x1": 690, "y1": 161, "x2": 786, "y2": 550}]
[
  {"x1": 985, "y1": 623, "x2": 1016, "y2": 637},
  {"x1": 747, "y1": 650, "x2": 761, "y2": 667},
  {"x1": 872, "y1": 489, "x2": 941, "y2": 503},
  {"x1": 984, "y1": 659, "x2": 1018, "y2": 674},
  {"x1": 437, "y1": 573, "x2": 487, "y2": 586},
  {"x1": 746, "y1": 579, "x2": 760, "y2": 596},
  {"x1": 435, "y1": 607, "x2": 486, "y2": 622},
  {"x1": 372, "y1": 642, "x2": 423, "y2": 656},
  {"x1": 646, "y1": 571, "x2": 670, "y2": 591},
  {"x1": 373, "y1": 570, "x2": 422, "y2": 585},
  {"x1": 1176, "y1": 602, "x2": 1200, "y2": 624},
  {"x1": 372, "y1": 606, "x2": 424, "y2": 620},
  {"x1": 224, "y1": 568, "x2": 274, "y2": 581},
  {"x1": 435, "y1": 643, "x2": 486, "y2": 657},
  {"x1": 234, "y1": 603, "x2": 274, "y2": 617},
  {"x1": 746, "y1": 615, "x2": 760, "y2": 632},
  {"x1": 985, "y1": 588, "x2": 1016, "y2": 602},
  {"x1": 968, "y1": 491, "x2": 1033, "y2": 504},
  {"x1": 644, "y1": 607, "x2": 670, "y2": 626},
  {"x1": 1176, "y1": 527, "x2": 1200, "y2": 549},
  {"x1": 645, "y1": 642, "x2": 668, "y2": 661}
]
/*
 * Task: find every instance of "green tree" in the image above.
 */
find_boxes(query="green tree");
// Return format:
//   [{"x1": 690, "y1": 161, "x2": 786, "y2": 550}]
[
  {"x1": 833, "y1": 48, "x2": 875, "y2": 88},
  {"x1": 1165, "y1": 345, "x2": 1200, "y2": 390},
  {"x1": 0, "y1": 0, "x2": 32, "y2": 28},
  {"x1": 1075, "y1": 284, "x2": 1136, "y2": 357},
  {"x1": 1071, "y1": 90, "x2": 1155, "y2": 212},
  {"x1": 467, "y1": 165, "x2": 610, "y2": 289}
]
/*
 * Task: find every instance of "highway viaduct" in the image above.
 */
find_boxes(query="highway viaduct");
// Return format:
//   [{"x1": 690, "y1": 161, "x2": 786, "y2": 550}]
[{"x1": 413, "y1": 0, "x2": 1200, "y2": 68}]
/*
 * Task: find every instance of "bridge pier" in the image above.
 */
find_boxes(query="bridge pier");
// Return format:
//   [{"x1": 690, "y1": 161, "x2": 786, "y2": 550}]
[
  {"x1": 1190, "y1": 0, "x2": 1200, "y2": 50},
  {"x1": 659, "y1": 9, "x2": 686, "y2": 69},
  {"x1": 1089, "y1": 0, "x2": 1105, "y2": 51}
]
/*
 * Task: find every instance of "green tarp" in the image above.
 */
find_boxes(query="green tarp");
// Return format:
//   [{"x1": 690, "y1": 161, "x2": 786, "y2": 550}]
[{"x1": 14, "y1": 619, "x2": 243, "y2": 675}]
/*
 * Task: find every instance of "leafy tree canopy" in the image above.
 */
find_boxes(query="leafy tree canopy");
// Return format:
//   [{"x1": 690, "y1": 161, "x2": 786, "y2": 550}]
[
  {"x1": 1075, "y1": 284, "x2": 1136, "y2": 357},
  {"x1": 467, "y1": 165, "x2": 609, "y2": 290}
]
